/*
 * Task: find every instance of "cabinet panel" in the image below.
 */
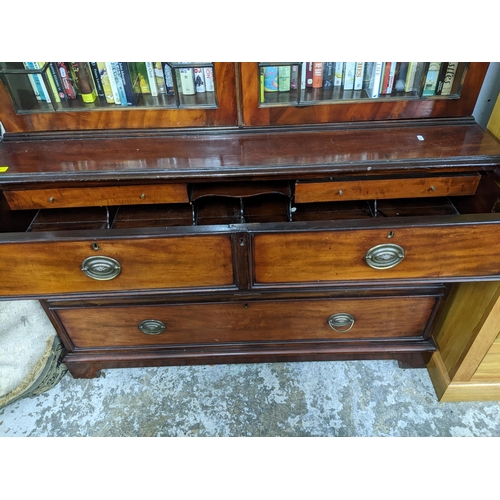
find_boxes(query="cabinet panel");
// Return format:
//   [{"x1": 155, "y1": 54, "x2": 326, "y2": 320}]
[{"x1": 55, "y1": 294, "x2": 438, "y2": 348}]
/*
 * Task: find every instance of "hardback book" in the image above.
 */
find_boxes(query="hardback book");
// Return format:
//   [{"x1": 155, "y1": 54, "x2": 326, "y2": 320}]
[
  {"x1": 145, "y1": 62, "x2": 158, "y2": 96},
  {"x1": 312, "y1": 62, "x2": 324, "y2": 88},
  {"x1": 291, "y1": 65, "x2": 299, "y2": 89},
  {"x1": 203, "y1": 67, "x2": 215, "y2": 91},
  {"x1": 322, "y1": 62, "x2": 334, "y2": 89},
  {"x1": 89, "y1": 62, "x2": 105, "y2": 97},
  {"x1": 440, "y1": 62, "x2": 459, "y2": 96},
  {"x1": 70, "y1": 62, "x2": 97, "y2": 103},
  {"x1": 278, "y1": 66, "x2": 291, "y2": 92},
  {"x1": 105, "y1": 62, "x2": 122, "y2": 104},
  {"x1": 96, "y1": 62, "x2": 115, "y2": 103},
  {"x1": 24, "y1": 62, "x2": 51, "y2": 102},
  {"x1": 334, "y1": 62, "x2": 343, "y2": 86},
  {"x1": 48, "y1": 62, "x2": 66, "y2": 102},
  {"x1": 343, "y1": 62, "x2": 356, "y2": 90},
  {"x1": 56, "y1": 62, "x2": 77, "y2": 99},
  {"x1": 135, "y1": 62, "x2": 151, "y2": 94},
  {"x1": 306, "y1": 62, "x2": 314, "y2": 87},
  {"x1": 109, "y1": 62, "x2": 127, "y2": 105},
  {"x1": 161, "y1": 63, "x2": 175, "y2": 95},
  {"x1": 179, "y1": 66, "x2": 195, "y2": 95},
  {"x1": 422, "y1": 62, "x2": 442, "y2": 96},
  {"x1": 154, "y1": 63, "x2": 166, "y2": 94},
  {"x1": 193, "y1": 67, "x2": 206, "y2": 92},
  {"x1": 366, "y1": 62, "x2": 383, "y2": 98},
  {"x1": 435, "y1": 62, "x2": 449, "y2": 95},
  {"x1": 354, "y1": 62, "x2": 365, "y2": 90},
  {"x1": 263, "y1": 66, "x2": 278, "y2": 92}
]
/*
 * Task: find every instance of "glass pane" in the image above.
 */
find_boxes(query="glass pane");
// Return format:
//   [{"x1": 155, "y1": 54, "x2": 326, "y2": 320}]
[
  {"x1": 258, "y1": 62, "x2": 469, "y2": 107},
  {"x1": 0, "y1": 62, "x2": 217, "y2": 113}
]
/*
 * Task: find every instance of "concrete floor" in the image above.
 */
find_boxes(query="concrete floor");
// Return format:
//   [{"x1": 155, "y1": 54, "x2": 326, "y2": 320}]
[{"x1": 2, "y1": 359, "x2": 500, "y2": 437}]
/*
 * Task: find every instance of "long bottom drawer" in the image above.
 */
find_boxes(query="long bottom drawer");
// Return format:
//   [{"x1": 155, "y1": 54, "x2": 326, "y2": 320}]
[{"x1": 54, "y1": 294, "x2": 439, "y2": 349}]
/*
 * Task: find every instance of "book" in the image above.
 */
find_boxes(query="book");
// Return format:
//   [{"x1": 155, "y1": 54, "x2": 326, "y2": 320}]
[
  {"x1": 154, "y1": 62, "x2": 166, "y2": 94},
  {"x1": 24, "y1": 62, "x2": 51, "y2": 102},
  {"x1": 56, "y1": 62, "x2": 77, "y2": 99},
  {"x1": 435, "y1": 63, "x2": 449, "y2": 95},
  {"x1": 179, "y1": 66, "x2": 195, "y2": 95},
  {"x1": 135, "y1": 62, "x2": 151, "y2": 94},
  {"x1": 334, "y1": 62, "x2": 343, "y2": 86},
  {"x1": 117, "y1": 62, "x2": 138, "y2": 105},
  {"x1": 381, "y1": 62, "x2": 396, "y2": 94},
  {"x1": 278, "y1": 66, "x2": 291, "y2": 92},
  {"x1": 109, "y1": 62, "x2": 127, "y2": 105},
  {"x1": 105, "y1": 62, "x2": 121, "y2": 104},
  {"x1": 366, "y1": 62, "x2": 383, "y2": 98},
  {"x1": 312, "y1": 62, "x2": 324, "y2": 88},
  {"x1": 300, "y1": 62, "x2": 307, "y2": 89},
  {"x1": 404, "y1": 62, "x2": 418, "y2": 92},
  {"x1": 89, "y1": 62, "x2": 105, "y2": 98},
  {"x1": 441, "y1": 62, "x2": 459, "y2": 96},
  {"x1": 203, "y1": 67, "x2": 215, "y2": 92},
  {"x1": 161, "y1": 63, "x2": 175, "y2": 95},
  {"x1": 70, "y1": 62, "x2": 97, "y2": 103},
  {"x1": 422, "y1": 62, "x2": 442, "y2": 96},
  {"x1": 322, "y1": 62, "x2": 334, "y2": 89},
  {"x1": 362, "y1": 62, "x2": 375, "y2": 90},
  {"x1": 48, "y1": 63, "x2": 66, "y2": 102},
  {"x1": 263, "y1": 66, "x2": 278, "y2": 92},
  {"x1": 354, "y1": 62, "x2": 365, "y2": 90},
  {"x1": 260, "y1": 66, "x2": 265, "y2": 101},
  {"x1": 394, "y1": 62, "x2": 409, "y2": 92},
  {"x1": 343, "y1": 62, "x2": 356, "y2": 90},
  {"x1": 145, "y1": 62, "x2": 158, "y2": 96},
  {"x1": 306, "y1": 62, "x2": 314, "y2": 87},
  {"x1": 291, "y1": 65, "x2": 299, "y2": 90},
  {"x1": 193, "y1": 67, "x2": 206, "y2": 93},
  {"x1": 96, "y1": 62, "x2": 115, "y2": 103}
]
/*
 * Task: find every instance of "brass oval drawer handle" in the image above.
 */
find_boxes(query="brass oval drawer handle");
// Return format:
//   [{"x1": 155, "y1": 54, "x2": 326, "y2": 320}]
[
  {"x1": 365, "y1": 243, "x2": 405, "y2": 270},
  {"x1": 138, "y1": 319, "x2": 166, "y2": 335},
  {"x1": 81, "y1": 256, "x2": 122, "y2": 280},
  {"x1": 328, "y1": 313, "x2": 355, "y2": 332}
]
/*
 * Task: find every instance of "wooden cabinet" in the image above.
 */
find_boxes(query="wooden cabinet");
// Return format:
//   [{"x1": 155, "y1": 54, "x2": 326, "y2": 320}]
[{"x1": 1, "y1": 62, "x2": 500, "y2": 383}]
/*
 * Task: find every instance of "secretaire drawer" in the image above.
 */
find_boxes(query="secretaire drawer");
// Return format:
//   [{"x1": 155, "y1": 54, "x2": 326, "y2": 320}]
[
  {"x1": 55, "y1": 293, "x2": 439, "y2": 349},
  {"x1": 252, "y1": 220, "x2": 500, "y2": 286},
  {"x1": 0, "y1": 233, "x2": 234, "y2": 297}
]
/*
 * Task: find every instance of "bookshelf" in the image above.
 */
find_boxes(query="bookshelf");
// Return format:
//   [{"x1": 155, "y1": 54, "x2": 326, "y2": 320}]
[{"x1": 0, "y1": 61, "x2": 500, "y2": 400}]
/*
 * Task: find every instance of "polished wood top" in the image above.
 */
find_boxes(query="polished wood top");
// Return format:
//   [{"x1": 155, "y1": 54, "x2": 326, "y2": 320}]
[{"x1": 1, "y1": 122, "x2": 500, "y2": 185}]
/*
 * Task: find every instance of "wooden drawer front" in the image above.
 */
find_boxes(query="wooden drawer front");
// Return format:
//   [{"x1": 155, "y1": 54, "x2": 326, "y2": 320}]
[
  {"x1": 294, "y1": 175, "x2": 480, "y2": 203},
  {"x1": 56, "y1": 295, "x2": 438, "y2": 348},
  {"x1": 4, "y1": 184, "x2": 189, "y2": 210},
  {"x1": 253, "y1": 224, "x2": 500, "y2": 285},
  {"x1": 0, "y1": 235, "x2": 233, "y2": 297}
]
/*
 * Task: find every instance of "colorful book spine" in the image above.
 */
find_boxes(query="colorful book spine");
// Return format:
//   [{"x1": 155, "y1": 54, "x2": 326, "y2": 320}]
[
  {"x1": 56, "y1": 62, "x2": 77, "y2": 99},
  {"x1": 278, "y1": 66, "x2": 291, "y2": 91},
  {"x1": 322, "y1": 62, "x2": 334, "y2": 89},
  {"x1": 300, "y1": 62, "x2": 307, "y2": 89},
  {"x1": 334, "y1": 62, "x2": 343, "y2": 86},
  {"x1": 306, "y1": 62, "x2": 314, "y2": 87},
  {"x1": 290, "y1": 65, "x2": 299, "y2": 89},
  {"x1": 343, "y1": 62, "x2": 356, "y2": 90},
  {"x1": 203, "y1": 67, "x2": 215, "y2": 92},
  {"x1": 70, "y1": 62, "x2": 97, "y2": 103},
  {"x1": 105, "y1": 62, "x2": 121, "y2": 104},
  {"x1": 96, "y1": 62, "x2": 115, "y2": 103},
  {"x1": 263, "y1": 66, "x2": 278, "y2": 92},
  {"x1": 24, "y1": 62, "x2": 51, "y2": 102},
  {"x1": 110, "y1": 62, "x2": 127, "y2": 105},
  {"x1": 89, "y1": 62, "x2": 105, "y2": 98},
  {"x1": 49, "y1": 63, "x2": 67, "y2": 101},
  {"x1": 354, "y1": 62, "x2": 365, "y2": 90},
  {"x1": 422, "y1": 62, "x2": 442, "y2": 96},
  {"x1": 367, "y1": 62, "x2": 383, "y2": 98},
  {"x1": 193, "y1": 67, "x2": 206, "y2": 92},
  {"x1": 435, "y1": 63, "x2": 449, "y2": 95},
  {"x1": 381, "y1": 62, "x2": 396, "y2": 94},
  {"x1": 404, "y1": 62, "x2": 418, "y2": 93},
  {"x1": 154, "y1": 62, "x2": 166, "y2": 94},
  {"x1": 441, "y1": 62, "x2": 459, "y2": 96},
  {"x1": 117, "y1": 62, "x2": 135, "y2": 105},
  {"x1": 179, "y1": 66, "x2": 195, "y2": 95},
  {"x1": 134, "y1": 62, "x2": 150, "y2": 94},
  {"x1": 161, "y1": 63, "x2": 175, "y2": 95},
  {"x1": 260, "y1": 66, "x2": 265, "y2": 101},
  {"x1": 312, "y1": 62, "x2": 324, "y2": 88},
  {"x1": 145, "y1": 62, "x2": 158, "y2": 96}
]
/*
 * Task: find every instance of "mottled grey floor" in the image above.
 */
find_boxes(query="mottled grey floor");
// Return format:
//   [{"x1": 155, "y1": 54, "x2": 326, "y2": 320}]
[{"x1": 2, "y1": 360, "x2": 500, "y2": 437}]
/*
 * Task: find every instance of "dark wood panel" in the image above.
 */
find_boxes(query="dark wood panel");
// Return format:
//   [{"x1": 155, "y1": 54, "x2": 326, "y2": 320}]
[
  {"x1": 0, "y1": 234, "x2": 234, "y2": 297},
  {"x1": 253, "y1": 223, "x2": 500, "y2": 285}
]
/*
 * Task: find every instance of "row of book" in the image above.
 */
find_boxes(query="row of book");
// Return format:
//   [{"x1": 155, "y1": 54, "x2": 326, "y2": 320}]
[
  {"x1": 22, "y1": 63, "x2": 215, "y2": 106},
  {"x1": 261, "y1": 62, "x2": 460, "y2": 99}
]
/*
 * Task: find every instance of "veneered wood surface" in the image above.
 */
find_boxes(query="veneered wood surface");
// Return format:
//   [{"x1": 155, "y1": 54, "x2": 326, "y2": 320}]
[
  {"x1": 252, "y1": 223, "x2": 500, "y2": 285},
  {"x1": 294, "y1": 174, "x2": 480, "y2": 203},
  {"x1": 1, "y1": 124, "x2": 500, "y2": 185},
  {"x1": 0, "y1": 63, "x2": 238, "y2": 132},
  {"x1": 0, "y1": 234, "x2": 233, "y2": 297},
  {"x1": 56, "y1": 295, "x2": 437, "y2": 348},
  {"x1": 4, "y1": 183, "x2": 189, "y2": 209}
]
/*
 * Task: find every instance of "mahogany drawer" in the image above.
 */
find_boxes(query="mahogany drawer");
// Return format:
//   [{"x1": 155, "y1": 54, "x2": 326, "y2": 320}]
[
  {"x1": 4, "y1": 183, "x2": 189, "y2": 210},
  {"x1": 294, "y1": 174, "x2": 480, "y2": 203},
  {"x1": 252, "y1": 219, "x2": 500, "y2": 286},
  {"x1": 0, "y1": 233, "x2": 234, "y2": 297},
  {"x1": 55, "y1": 294, "x2": 439, "y2": 349}
]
